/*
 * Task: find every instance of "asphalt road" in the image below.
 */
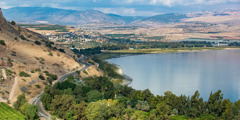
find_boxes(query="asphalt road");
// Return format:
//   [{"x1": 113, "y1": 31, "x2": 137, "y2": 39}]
[{"x1": 31, "y1": 59, "x2": 91, "y2": 120}]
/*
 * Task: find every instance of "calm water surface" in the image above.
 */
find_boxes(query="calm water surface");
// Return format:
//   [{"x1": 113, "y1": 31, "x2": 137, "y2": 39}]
[{"x1": 108, "y1": 49, "x2": 240, "y2": 101}]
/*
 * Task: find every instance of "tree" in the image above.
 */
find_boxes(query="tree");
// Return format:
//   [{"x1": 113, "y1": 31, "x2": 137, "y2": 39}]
[
  {"x1": 65, "y1": 110, "x2": 75, "y2": 120},
  {"x1": 14, "y1": 93, "x2": 27, "y2": 111},
  {"x1": 10, "y1": 21, "x2": 16, "y2": 25},
  {"x1": 19, "y1": 102, "x2": 29, "y2": 115},
  {"x1": 51, "y1": 94, "x2": 76, "y2": 118},
  {"x1": 233, "y1": 100, "x2": 240, "y2": 117},
  {"x1": 86, "y1": 90, "x2": 102, "y2": 102},
  {"x1": 25, "y1": 105, "x2": 39, "y2": 120},
  {"x1": 149, "y1": 102, "x2": 171, "y2": 120},
  {"x1": 40, "y1": 93, "x2": 52, "y2": 110},
  {"x1": 71, "y1": 101, "x2": 88, "y2": 120},
  {"x1": 222, "y1": 99, "x2": 234, "y2": 120},
  {"x1": 135, "y1": 100, "x2": 150, "y2": 111},
  {"x1": 206, "y1": 90, "x2": 224, "y2": 117},
  {"x1": 130, "y1": 110, "x2": 148, "y2": 120},
  {"x1": 86, "y1": 99, "x2": 120, "y2": 120},
  {"x1": 57, "y1": 80, "x2": 76, "y2": 90},
  {"x1": 86, "y1": 100, "x2": 108, "y2": 120},
  {"x1": 188, "y1": 91, "x2": 204, "y2": 117}
]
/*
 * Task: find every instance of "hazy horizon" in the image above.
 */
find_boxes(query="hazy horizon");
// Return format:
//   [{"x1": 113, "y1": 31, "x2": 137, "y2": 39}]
[{"x1": 0, "y1": 0, "x2": 239, "y2": 16}]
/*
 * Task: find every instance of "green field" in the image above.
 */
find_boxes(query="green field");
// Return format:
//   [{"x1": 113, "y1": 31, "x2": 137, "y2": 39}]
[
  {"x1": 0, "y1": 102, "x2": 26, "y2": 120},
  {"x1": 18, "y1": 24, "x2": 69, "y2": 32}
]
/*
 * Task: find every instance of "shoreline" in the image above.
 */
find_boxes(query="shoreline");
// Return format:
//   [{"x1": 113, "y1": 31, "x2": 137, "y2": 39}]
[
  {"x1": 108, "y1": 62, "x2": 133, "y2": 86},
  {"x1": 106, "y1": 47, "x2": 240, "y2": 54}
]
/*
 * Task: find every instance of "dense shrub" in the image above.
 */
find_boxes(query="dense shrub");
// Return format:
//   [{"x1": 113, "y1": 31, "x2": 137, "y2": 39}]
[
  {"x1": 34, "y1": 41, "x2": 41, "y2": 45},
  {"x1": 0, "y1": 40, "x2": 6, "y2": 45},
  {"x1": 58, "y1": 48, "x2": 65, "y2": 53},
  {"x1": 20, "y1": 35, "x2": 26, "y2": 40},
  {"x1": 19, "y1": 71, "x2": 30, "y2": 77},
  {"x1": 39, "y1": 75, "x2": 45, "y2": 80}
]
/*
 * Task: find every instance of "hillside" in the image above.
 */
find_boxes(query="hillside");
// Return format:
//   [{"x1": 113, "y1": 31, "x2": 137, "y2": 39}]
[
  {"x1": 0, "y1": 8, "x2": 82, "y2": 104},
  {"x1": 2, "y1": 7, "x2": 142, "y2": 25}
]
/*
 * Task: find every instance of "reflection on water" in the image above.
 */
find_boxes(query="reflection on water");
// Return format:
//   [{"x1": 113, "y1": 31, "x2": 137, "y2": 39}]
[{"x1": 108, "y1": 49, "x2": 240, "y2": 101}]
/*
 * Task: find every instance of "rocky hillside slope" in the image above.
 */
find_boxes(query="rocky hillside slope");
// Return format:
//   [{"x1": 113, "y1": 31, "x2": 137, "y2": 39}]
[{"x1": 0, "y1": 8, "x2": 81, "y2": 104}]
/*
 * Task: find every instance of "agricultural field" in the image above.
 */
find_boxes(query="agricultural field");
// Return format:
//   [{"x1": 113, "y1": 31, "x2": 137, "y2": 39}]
[
  {"x1": 18, "y1": 24, "x2": 71, "y2": 34},
  {"x1": 0, "y1": 102, "x2": 26, "y2": 120}
]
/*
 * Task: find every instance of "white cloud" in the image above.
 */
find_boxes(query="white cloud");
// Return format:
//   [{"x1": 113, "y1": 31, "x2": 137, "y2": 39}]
[
  {"x1": 112, "y1": 0, "x2": 240, "y2": 6},
  {"x1": 0, "y1": 1, "x2": 13, "y2": 9}
]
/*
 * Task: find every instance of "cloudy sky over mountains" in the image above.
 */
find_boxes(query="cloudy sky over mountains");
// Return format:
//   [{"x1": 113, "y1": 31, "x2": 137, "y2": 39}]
[{"x1": 0, "y1": 0, "x2": 239, "y2": 16}]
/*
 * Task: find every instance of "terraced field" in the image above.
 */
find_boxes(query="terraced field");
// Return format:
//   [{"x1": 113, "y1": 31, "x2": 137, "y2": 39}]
[{"x1": 0, "y1": 102, "x2": 26, "y2": 120}]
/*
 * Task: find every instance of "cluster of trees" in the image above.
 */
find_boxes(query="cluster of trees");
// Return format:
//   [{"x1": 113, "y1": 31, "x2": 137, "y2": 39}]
[
  {"x1": 14, "y1": 94, "x2": 39, "y2": 120},
  {"x1": 229, "y1": 42, "x2": 240, "y2": 46},
  {"x1": 92, "y1": 57, "x2": 124, "y2": 79},
  {"x1": 43, "y1": 71, "x2": 58, "y2": 84},
  {"x1": 40, "y1": 75, "x2": 240, "y2": 120},
  {"x1": 72, "y1": 47, "x2": 101, "y2": 56},
  {"x1": 71, "y1": 40, "x2": 217, "y2": 56},
  {"x1": 101, "y1": 44, "x2": 129, "y2": 51},
  {"x1": 108, "y1": 38, "x2": 214, "y2": 49}
]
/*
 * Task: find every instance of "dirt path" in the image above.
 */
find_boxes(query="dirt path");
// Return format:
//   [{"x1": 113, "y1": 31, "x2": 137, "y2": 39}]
[
  {"x1": 2, "y1": 69, "x2": 7, "y2": 79},
  {"x1": 9, "y1": 77, "x2": 18, "y2": 104}
]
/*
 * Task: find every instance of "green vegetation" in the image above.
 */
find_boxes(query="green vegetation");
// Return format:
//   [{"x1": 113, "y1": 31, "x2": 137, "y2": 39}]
[
  {"x1": 58, "y1": 48, "x2": 65, "y2": 53},
  {"x1": 43, "y1": 40, "x2": 55, "y2": 49},
  {"x1": 19, "y1": 24, "x2": 69, "y2": 32},
  {"x1": 7, "y1": 58, "x2": 13, "y2": 67},
  {"x1": 83, "y1": 70, "x2": 88, "y2": 75},
  {"x1": 0, "y1": 40, "x2": 6, "y2": 45},
  {"x1": 39, "y1": 74, "x2": 45, "y2": 80},
  {"x1": 72, "y1": 46, "x2": 101, "y2": 56},
  {"x1": 10, "y1": 21, "x2": 16, "y2": 25},
  {"x1": 44, "y1": 71, "x2": 58, "y2": 84},
  {"x1": 92, "y1": 57, "x2": 124, "y2": 79},
  {"x1": 14, "y1": 94, "x2": 39, "y2": 120},
  {"x1": 35, "y1": 85, "x2": 41, "y2": 89},
  {"x1": 0, "y1": 102, "x2": 26, "y2": 120},
  {"x1": 48, "y1": 52, "x2": 53, "y2": 56},
  {"x1": 34, "y1": 41, "x2": 41, "y2": 45},
  {"x1": 19, "y1": 71, "x2": 31, "y2": 77},
  {"x1": 41, "y1": 66, "x2": 240, "y2": 120},
  {"x1": 35, "y1": 25, "x2": 67, "y2": 31},
  {"x1": 20, "y1": 35, "x2": 27, "y2": 40}
]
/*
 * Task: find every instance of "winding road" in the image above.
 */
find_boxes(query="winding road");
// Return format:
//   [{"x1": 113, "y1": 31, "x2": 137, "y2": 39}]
[{"x1": 30, "y1": 58, "x2": 91, "y2": 120}]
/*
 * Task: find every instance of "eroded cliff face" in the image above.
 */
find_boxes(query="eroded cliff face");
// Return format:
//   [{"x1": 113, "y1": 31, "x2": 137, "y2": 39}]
[{"x1": 0, "y1": 8, "x2": 20, "y2": 38}]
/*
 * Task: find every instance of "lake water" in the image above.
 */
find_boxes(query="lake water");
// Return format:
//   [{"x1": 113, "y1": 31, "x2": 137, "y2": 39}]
[{"x1": 108, "y1": 49, "x2": 240, "y2": 101}]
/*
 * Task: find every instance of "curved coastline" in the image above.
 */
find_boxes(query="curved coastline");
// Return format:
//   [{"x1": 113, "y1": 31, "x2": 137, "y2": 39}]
[
  {"x1": 106, "y1": 48, "x2": 240, "y2": 87},
  {"x1": 108, "y1": 62, "x2": 133, "y2": 86}
]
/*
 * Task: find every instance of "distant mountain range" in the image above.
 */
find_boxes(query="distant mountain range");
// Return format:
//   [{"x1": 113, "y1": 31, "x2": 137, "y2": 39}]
[{"x1": 2, "y1": 7, "x2": 188, "y2": 25}]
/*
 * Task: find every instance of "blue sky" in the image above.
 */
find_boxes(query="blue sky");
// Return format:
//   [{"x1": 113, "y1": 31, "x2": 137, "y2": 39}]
[{"x1": 0, "y1": 0, "x2": 239, "y2": 16}]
